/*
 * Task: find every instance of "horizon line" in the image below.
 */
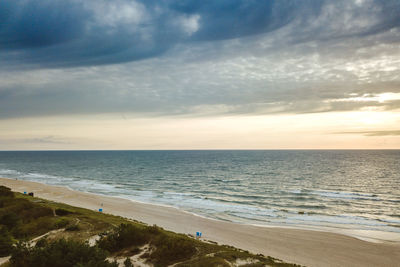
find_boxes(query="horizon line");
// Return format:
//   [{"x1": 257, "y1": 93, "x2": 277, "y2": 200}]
[{"x1": 1, "y1": 148, "x2": 400, "y2": 152}]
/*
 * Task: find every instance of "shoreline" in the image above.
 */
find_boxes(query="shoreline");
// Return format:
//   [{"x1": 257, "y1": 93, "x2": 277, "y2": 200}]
[
  {"x1": 12, "y1": 178, "x2": 400, "y2": 244},
  {"x1": 1, "y1": 177, "x2": 400, "y2": 267},
  {"x1": 2, "y1": 167, "x2": 399, "y2": 243},
  {"x1": 92, "y1": 193, "x2": 400, "y2": 244}
]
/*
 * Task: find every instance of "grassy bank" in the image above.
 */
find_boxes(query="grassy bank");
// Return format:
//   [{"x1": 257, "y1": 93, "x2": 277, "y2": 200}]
[{"x1": 0, "y1": 186, "x2": 300, "y2": 267}]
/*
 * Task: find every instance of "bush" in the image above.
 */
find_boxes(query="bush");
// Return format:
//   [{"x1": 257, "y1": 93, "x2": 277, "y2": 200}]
[
  {"x1": 0, "y1": 212, "x2": 21, "y2": 230},
  {"x1": 10, "y1": 239, "x2": 118, "y2": 267},
  {"x1": 150, "y1": 235, "x2": 196, "y2": 266},
  {"x1": 1, "y1": 198, "x2": 52, "y2": 225},
  {"x1": 123, "y1": 257, "x2": 133, "y2": 267},
  {"x1": 20, "y1": 206, "x2": 53, "y2": 221},
  {"x1": 146, "y1": 224, "x2": 162, "y2": 235},
  {"x1": 13, "y1": 217, "x2": 54, "y2": 239},
  {"x1": 98, "y1": 223, "x2": 196, "y2": 266},
  {"x1": 0, "y1": 193, "x2": 58, "y2": 239},
  {"x1": 54, "y1": 218, "x2": 70, "y2": 228},
  {"x1": 2, "y1": 198, "x2": 34, "y2": 215},
  {"x1": 35, "y1": 238, "x2": 48, "y2": 248},
  {"x1": 0, "y1": 226, "x2": 13, "y2": 257},
  {"x1": 55, "y1": 208, "x2": 73, "y2": 216},
  {"x1": 98, "y1": 224, "x2": 149, "y2": 252},
  {"x1": 0, "y1": 186, "x2": 14, "y2": 198},
  {"x1": 65, "y1": 225, "x2": 80, "y2": 231}
]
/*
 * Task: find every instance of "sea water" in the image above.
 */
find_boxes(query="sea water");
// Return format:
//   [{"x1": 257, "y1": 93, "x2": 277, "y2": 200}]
[{"x1": 0, "y1": 150, "x2": 399, "y2": 239}]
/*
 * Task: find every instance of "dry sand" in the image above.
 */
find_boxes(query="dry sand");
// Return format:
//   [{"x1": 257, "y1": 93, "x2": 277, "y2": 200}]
[{"x1": 1, "y1": 177, "x2": 399, "y2": 267}]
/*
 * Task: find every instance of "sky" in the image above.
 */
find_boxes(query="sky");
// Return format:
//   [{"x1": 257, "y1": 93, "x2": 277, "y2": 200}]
[{"x1": 1, "y1": 0, "x2": 400, "y2": 150}]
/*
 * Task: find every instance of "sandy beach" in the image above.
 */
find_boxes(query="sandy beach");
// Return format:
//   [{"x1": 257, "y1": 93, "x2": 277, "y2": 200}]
[{"x1": 1, "y1": 177, "x2": 399, "y2": 267}]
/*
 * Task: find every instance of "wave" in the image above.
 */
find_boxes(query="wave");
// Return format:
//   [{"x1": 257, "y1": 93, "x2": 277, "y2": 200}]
[
  {"x1": 288, "y1": 189, "x2": 303, "y2": 194},
  {"x1": 283, "y1": 214, "x2": 400, "y2": 230},
  {"x1": 0, "y1": 168, "x2": 22, "y2": 176},
  {"x1": 310, "y1": 190, "x2": 381, "y2": 201},
  {"x1": 377, "y1": 217, "x2": 400, "y2": 225},
  {"x1": 1, "y1": 164, "x2": 399, "y2": 235},
  {"x1": 294, "y1": 204, "x2": 327, "y2": 209},
  {"x1": 21, "y1": 172, "x2": 64, "y2": 181}
]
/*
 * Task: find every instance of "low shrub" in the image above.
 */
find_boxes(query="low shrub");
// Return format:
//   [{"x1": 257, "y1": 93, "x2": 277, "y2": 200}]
[
  {"x1": 98, "y1": 223, "x2": 149, "y2": 252},
  {"x1": 54, "y1": 218, "x2": 70, "y2": 228},
  {"x1": 0, "y1": 186, "x2": 14, "y2": 198},
  {"x1": 0, "y1": 226, "x2": 13, "y2": 257},
  {"x1": 35, "y1": 238, "x2": 48, "y2": 248},
  {"x1": 20, "y1": 205, "x2": 53, "y2": 221},
  {"x1": 123, "y1": 257, "x2": 133, "y2": 267},
  {"x1": 14, "y1": 216, "x2": 55, "y2": 238},
  {"x1": 150, "y1": 235, "x2": 196, "y2": 266},
  {"x1": 55, "y1": 208, "x2": 73, "y2": 216},
  {"x1": 0, "y1": 212, "x2": 21, "y2": 230},
  {"x1": 10, "y1": 238, "x2": 118, "y2": 267},
  {"x1": 65, "y1": 225, "x2": 80, "y2": 231}
]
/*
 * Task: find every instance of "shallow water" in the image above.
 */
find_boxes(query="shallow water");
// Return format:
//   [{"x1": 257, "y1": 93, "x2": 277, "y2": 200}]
[{"x1": 0, "y1": 150, "x2": 399, "y2": 236}]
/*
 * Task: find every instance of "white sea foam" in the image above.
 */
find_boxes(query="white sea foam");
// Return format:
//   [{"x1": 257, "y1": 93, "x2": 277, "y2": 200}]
[
  {"x1": 0, "y1": 169, "x2": 21, "y2": 175},
  {"x1": 310, "y1": 190, "x2": 380, "y2": 201},
  {"x1": 286, "y1": 214, "x2": 388, "y2": 227}
]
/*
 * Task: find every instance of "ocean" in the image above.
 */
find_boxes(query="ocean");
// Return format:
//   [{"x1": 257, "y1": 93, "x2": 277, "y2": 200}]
[{"x1": 0, "y1": 150, "x2": 399, "y2": 239}]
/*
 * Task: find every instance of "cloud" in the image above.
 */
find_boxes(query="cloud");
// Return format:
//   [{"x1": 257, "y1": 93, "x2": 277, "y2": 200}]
[
  {"x1": 335, "y1": 130, "x2": 400, "y2": 136},
  {"x1": 1, "y1": 0, "x2": 399, "y2": 68},
  {"x1": 0, "y1": 136, "x2": 71, "y2": 146},
  {"x1": 0, "y1": 1, "x2": 88, "y2": 49},
  {"x1": 21, "y1": 136, "x2": 71, "y2": 145},
  {"x1": 0, "y1": 1, "x2": 400, "y2": 119}
]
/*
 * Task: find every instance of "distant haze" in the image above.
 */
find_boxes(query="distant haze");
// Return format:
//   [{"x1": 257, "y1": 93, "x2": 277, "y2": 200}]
[{"x1": 1, "y1": 0, "x2": 400, "y2": 149}]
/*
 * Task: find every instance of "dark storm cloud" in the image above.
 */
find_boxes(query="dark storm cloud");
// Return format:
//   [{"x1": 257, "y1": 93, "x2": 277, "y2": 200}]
[
  {"x1": 1, "y1": 0, "x2": 400, "y2": 119},
  {"x1": 165, "y1": 0, "x2": 303, "y2": 41},
  {"x1": 0, "y1": 0, "x2": 170, "y2": 67},
  {"x1": 0, "y1": 1, "x2": 88, "y2": 49},
  {"x1": 1, "y1": 0, "x2": 399, "y2": 67}
]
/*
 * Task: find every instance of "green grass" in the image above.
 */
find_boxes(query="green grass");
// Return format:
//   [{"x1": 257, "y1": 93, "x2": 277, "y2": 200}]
[{"x1": 0, "y1": 186, "x2": 302, "y2": 267}]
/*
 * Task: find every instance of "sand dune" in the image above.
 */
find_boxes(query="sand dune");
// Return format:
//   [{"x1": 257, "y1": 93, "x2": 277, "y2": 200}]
[{"x1": 1, "y1": 177, "x2": 399, "y2": 267}]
